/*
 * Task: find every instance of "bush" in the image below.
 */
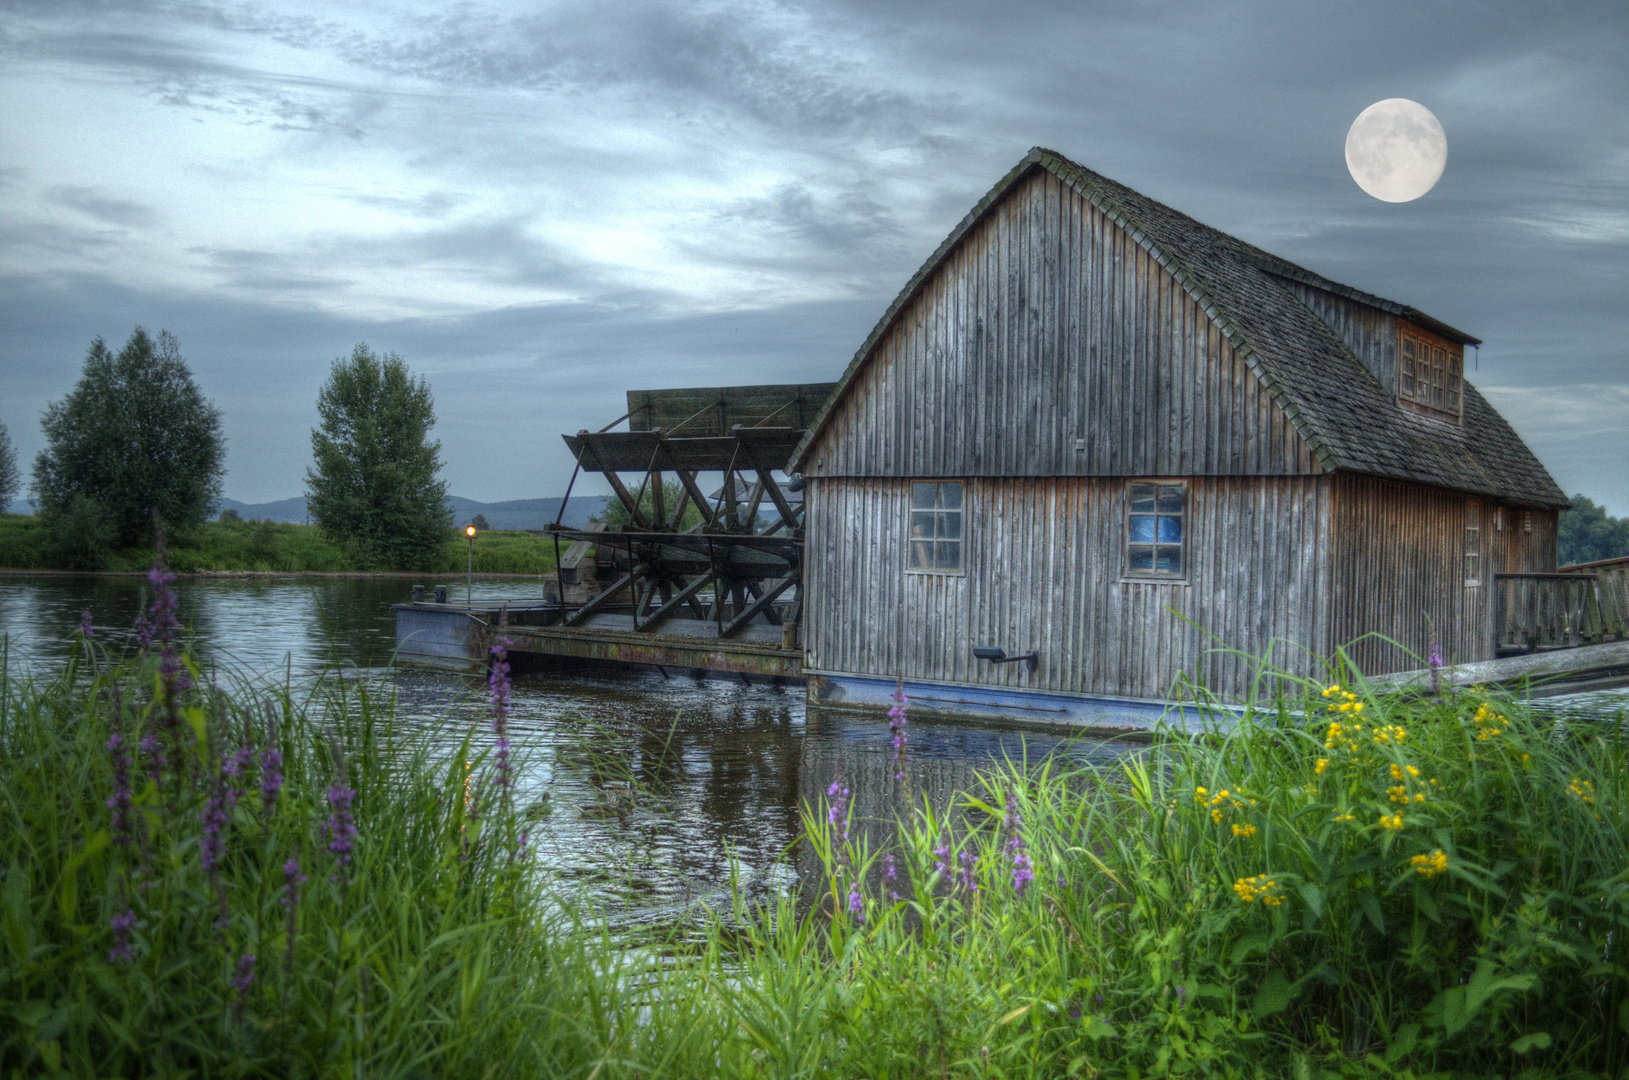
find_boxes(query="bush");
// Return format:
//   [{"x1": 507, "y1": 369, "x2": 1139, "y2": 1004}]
[{"x1": 42, "y1": 493, "x2": 116, "y2": 570}]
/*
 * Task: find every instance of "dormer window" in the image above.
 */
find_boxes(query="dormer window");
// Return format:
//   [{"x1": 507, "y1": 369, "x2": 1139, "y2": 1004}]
[{"x1": 1398, "y1": 323, "x2": 1463, "y2": 423}]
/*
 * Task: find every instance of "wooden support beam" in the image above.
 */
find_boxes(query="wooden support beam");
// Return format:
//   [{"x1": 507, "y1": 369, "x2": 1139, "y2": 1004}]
[
  {"x1": 736, "y1": 434, "x2": 799, "y2": 529},
  {"x1": 721, "y1": 574, "x2": 799, "y2": 638},
  {"x1": 576, "y1": 431, "x2": 651, "y2": 530},
  {"x1": 638, "y1": 571, "x2": 717, "y2": 632},
  {"x1": 565, "y1": 565, "x2": 644, "y2": 627},
  {"x1": 671, "y1": 467, "x2": 717, "y2": 527}
]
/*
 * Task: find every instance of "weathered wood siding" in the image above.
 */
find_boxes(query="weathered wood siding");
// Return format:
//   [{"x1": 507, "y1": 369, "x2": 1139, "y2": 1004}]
[
  {"x1": 1489, "y1": 505, "x2": 1558, "y2": 576},
  {"x1": 802, "y1": 170, "x2": 1319, "y2": 481},
  {"x1": 1329, "y1": 476, "x2": 1516, "y2": 673},
  {"x1": 804, "y1": 475, "x2": 1333, "y2": 701}
]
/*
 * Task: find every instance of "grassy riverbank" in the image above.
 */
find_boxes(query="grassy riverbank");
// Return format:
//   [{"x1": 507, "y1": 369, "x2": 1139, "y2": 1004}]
[
  {"x1": 0, "y1": 513, "x2": 559, "y2": 574},
  {"x1": 2, "y1": 619, "x2": 1624, "y2": 1076}
]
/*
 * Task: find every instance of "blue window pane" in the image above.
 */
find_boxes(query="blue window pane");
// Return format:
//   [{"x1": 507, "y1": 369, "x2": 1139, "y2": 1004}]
[
  {"x1": 910, "y1": 541, "x2": 933, "y2": 569},
  {"x1": 1130, "y1": 485, "x2": 1156, "y2": 514},
  {"x1": 1128, "y1": 545, "x2": 1154, "y2": 571},
  {"x1": 1156, "y1": 547, "x2": 1182, "y2": 574},
  {"x1": 940, "y1": 511, "x2": 961, "y2": 540},
  {"x1": 1130, "y1": 515, "x2": 1156, "y2": 543},
  {"x1": 936, "y1": 541, "x2": 960, "y2": 570},
  {"x1": 911, "y1": 511, "x2": 935, "y2": 540},
  {"x1": 1158, "y1": 486, "x2": 1184, "y2": 514},
  {"x1": 1158, "y1": 516, "x2": 1182, "y2": 543},
  {"x1": 940, "y1": 483, "x2": 963, "y2": 509},
  {"x1": 912, "y1": 483, "x2": 937, "y2": 509}
]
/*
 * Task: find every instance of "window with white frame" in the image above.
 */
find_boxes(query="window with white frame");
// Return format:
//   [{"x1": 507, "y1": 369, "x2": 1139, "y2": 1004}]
[
  {"x1": 909, "y1": 482, "x2": 963, "y2": 573},
  {"x1": 1126, "y1": 482, "x2": 1187, "y2": 578},
  {"x1": 1464, "y1": 500, "x2": 1481, "y2": 586}
]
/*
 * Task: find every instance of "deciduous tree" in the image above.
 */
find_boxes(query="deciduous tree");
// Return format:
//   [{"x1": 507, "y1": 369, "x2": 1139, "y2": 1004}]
[
  {"x1": 0, "y1": 420, "x2": 20, "y2": 511},
  {"x1": 306, "y1": 344, "x2": 450, "y2": 569},
  {"x1": 32, "y1": 328, "x2": 224, "y2": 546}
]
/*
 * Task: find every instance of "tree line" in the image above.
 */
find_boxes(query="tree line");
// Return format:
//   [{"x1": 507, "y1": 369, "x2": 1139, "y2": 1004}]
[{"x1": 0, "y1": 329, "x2": 453, "y2": 570}]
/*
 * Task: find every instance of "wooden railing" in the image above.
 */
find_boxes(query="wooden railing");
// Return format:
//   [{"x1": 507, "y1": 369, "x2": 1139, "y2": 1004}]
[
  {"x1": 1496, "y1": 564, "x2": 1629, "y2": 654},
  {"x1": 1561, "y1": 555, "x2": 1629, "y2": 642}
]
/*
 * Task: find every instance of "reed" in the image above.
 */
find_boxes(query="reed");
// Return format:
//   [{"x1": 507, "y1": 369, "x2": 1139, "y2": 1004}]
[{"x1": 2, "y1": 609, "x2": 1624, "y2": 1076}]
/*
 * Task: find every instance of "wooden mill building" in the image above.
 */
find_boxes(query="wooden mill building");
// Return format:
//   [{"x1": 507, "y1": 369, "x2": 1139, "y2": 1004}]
[{"x1": 787, "y1": 147, "x2": 1569, "y2": 724}]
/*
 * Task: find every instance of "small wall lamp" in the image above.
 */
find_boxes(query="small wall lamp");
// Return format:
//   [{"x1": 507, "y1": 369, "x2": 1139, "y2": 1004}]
[{"x1": 972, "y1": 645, "x2": 1038, "y2": 672}]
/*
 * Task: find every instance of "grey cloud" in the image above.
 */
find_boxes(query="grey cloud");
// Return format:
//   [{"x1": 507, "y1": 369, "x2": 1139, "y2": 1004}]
[{"x1": 49, "y1": 186, "x2": 159, "y2": 228}]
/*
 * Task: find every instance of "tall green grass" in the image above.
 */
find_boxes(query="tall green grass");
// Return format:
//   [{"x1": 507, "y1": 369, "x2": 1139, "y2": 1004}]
[
  {"x1": 0, "y1": 514, "x2": 559, "y2": 573},
  {"x1": 3, "y1": 623, "x2": 1624, "y2": 1077}
]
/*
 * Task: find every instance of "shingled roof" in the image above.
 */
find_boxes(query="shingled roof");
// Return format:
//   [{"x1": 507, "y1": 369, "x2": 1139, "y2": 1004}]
[{"x1": 789, "y1": 147, "x2": 1567, "y2": 509}]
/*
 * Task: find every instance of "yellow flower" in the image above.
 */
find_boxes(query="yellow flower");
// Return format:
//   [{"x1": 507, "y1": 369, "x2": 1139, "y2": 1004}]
[
  {"x1": 1233, "y1": 874, "x2": 1283, "y2": 906},
  {"x1": 1323, "y1": 685, "x2": 1341, "y2": 698},
  {"x1": 1413, "y1": 792, "x2": 1425, "y2": 803},
  {"x1": 1232, "y1": 823, "x2": 1258, "y2": 839},
  {"x1": 1314, "y1": 758, "x2": 1329, "y2": 775},
  {"x1": 1567, "y1": 778, "x2": 1597, "y2": 806},
  {"x1": 1211, "y1": 808, "x2": 1224, "y2": 824},
  {"x1": 1387, "y1": 784, "x2": 1409, "y2": 805},
  {"x1": 1372, "y1": 725, "x2": 1407, "y2": 746},
  {"x1": 1379, "y1": 812, "x2": 1405, "y2": 831},
  {"x1": 1389, "y1": 763, "x2": 1419, "y2": 781},
  {"x1": 1333, "y1": 812, "x2": 1356, "y2": 823},
  {"x1": 1193, "y1": 787, "x2": 1208, "y2": 803},
  {"x1": 1410, "y1": 849, "x2": 1448, "y2": 878},
  {"x1": 1351, "y1": 702, "x2": 1365, "y2": 714}
]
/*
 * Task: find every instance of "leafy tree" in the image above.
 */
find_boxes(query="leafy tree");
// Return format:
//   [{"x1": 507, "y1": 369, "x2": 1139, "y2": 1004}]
[
  {"x1": 1558, "y1": 493, "x2": 1629, "y2": 566},
  {"x1": 218, "y1": 508, "x2": 242, "y2": 524},
  {"x1": 32, "y1": 328, "x2": 224, "y2": 547},
  {"x1": 306, "y1": 344, "x2": 450, "y2": 569},
  {"x1": 470, "y1": 513, "x2": 490, "y2": 531},
  {"x1": 589, "y1": 478, "x2": 705, "y2": 532},
  {"x1": 0, "y1": 420, "x2": 20, "y2": 510}
]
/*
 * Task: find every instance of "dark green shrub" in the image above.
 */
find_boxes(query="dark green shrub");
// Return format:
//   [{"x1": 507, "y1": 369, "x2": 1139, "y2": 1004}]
[{"x1": 43, "y1": 493, "x2": 115, "y2": 570}]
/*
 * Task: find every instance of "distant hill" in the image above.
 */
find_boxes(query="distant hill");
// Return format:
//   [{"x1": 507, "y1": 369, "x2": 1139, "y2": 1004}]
[{"x1": 214, "y1": 495, "x2": 606, "y2": 531}]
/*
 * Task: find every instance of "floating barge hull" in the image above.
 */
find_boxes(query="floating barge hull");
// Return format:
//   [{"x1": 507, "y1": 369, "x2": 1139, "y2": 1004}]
[{"x1": 394, "y1": 603, "x2": 802, "y2": 679}]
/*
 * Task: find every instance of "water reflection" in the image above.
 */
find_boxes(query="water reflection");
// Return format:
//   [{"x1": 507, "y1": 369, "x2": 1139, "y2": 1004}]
[{"x1": 1, "y1": 572, "x2": 1131, "y2": 925}]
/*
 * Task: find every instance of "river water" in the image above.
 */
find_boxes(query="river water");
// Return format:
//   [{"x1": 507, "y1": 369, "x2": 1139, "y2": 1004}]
[{"x1": 0, "y1": 572, "x2": 1128, "y2": 925}]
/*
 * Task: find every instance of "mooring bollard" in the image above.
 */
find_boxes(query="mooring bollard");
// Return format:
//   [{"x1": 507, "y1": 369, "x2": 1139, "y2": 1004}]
[
  {"x1": 434, "y1": 585, "x2": 448, "y2": 604},
  {"x1": 412, "y1": 585, "x2": 425, "y2": 603}
]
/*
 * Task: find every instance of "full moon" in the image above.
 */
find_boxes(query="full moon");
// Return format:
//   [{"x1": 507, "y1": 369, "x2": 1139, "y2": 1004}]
[{"x1": 1345, "y1": 99, "x2": 1447, "y2": 202}]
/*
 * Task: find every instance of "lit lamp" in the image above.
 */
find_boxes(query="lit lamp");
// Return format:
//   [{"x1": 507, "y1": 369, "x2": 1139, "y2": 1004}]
[{"x1": 465, "y1": 524, "x2": 478, "y2": 606}]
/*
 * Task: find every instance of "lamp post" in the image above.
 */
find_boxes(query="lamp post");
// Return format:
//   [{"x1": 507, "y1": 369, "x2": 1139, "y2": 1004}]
[{"x1": 465, "y1": 524, "x2": 477, "y2": 606}]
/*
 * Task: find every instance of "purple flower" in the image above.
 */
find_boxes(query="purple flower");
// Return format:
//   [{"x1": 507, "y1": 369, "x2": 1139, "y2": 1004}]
[
  {"x1": 933, "y1": 841, "x2": 952, "y2": 879},
  {"x1": 199, "y1": 782, "x2": 229, "y2": 873},
  {"x1": 957, "y1": 850, "x2": 978, "y2": 893},
  {"x1": 887, "y1": 686, "x2": 910, "y2": 782},
  {"x1": 883, "y1": 853, "x2": 900, "y2": 902},
  {"x1": 106, "y1": 727, "x2": 134, "y2": 849},
  {"x1": 78, "y1": 610, "x2": 95, "y2": 638},
  {"x1": 231, "y1": 953, "x2": 257, "y2": 1010},
  {"x1": 223, "y1": 745, "x2": 254, "y2": 810},
  {"x1": 259, "y1": 743, "x2": 283, "y2": 819},
  {"x1": 847, "y1": 882, "x2": 865, "y2": 924},
  {"x1": 826, "y1": 778, "x2": 851, "y2": 844},
  {"x1": 109, "y1": 907, "x2": 137, "y2": 965},
  {"x1": 282, "y1": 857, "x2": 306, "y2": 971},
  {"x1": 1004, "y1": 794, "x2": 1034, "y2": 894},
  {"x1": 323, "y1": 783, "x2": 357, "y2": 882},
  {"x1": 141, "y1": 566, "x2": 180, "y2": 647},
  {"x1": 1428, "y1": 642, "x2": 1444, "y2": 696}
]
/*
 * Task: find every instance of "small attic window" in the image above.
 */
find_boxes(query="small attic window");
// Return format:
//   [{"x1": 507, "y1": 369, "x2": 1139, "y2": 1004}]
[{"x1": 1397, "y1": 323, "x2": 1463, "y2": 423}]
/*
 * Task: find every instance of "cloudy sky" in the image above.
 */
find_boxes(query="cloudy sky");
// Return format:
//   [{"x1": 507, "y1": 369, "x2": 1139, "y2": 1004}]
[{"x1": 2, "y1": 0, "x2": 1625, "y2": 511}]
